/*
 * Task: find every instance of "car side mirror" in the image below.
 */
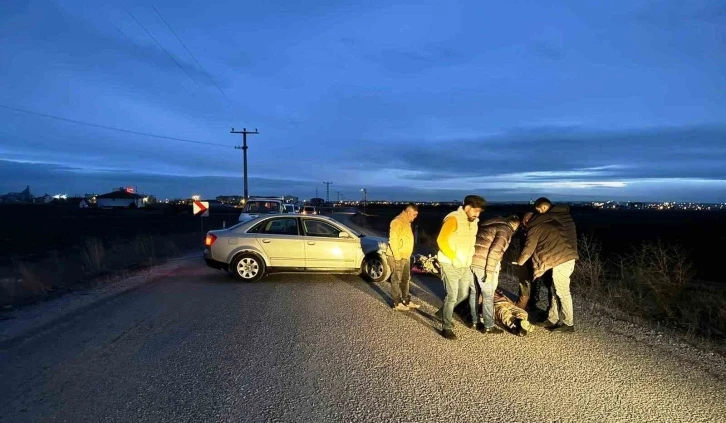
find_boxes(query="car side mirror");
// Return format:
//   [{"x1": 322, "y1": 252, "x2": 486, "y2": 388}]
[{"x1": 339, "y1": 232, "x2": 351, "y2": 238}]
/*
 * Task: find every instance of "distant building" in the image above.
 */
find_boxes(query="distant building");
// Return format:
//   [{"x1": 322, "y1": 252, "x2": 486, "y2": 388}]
[
  {"x1": 33, "y1": 194, "x2": 54, "y2": 204},
  {"x1": 249, "y1": 195, "x2": 284, "y2": 200},
  {"x1": 1, "y1": 186, "x2": 33, "y2": 203},
  {"x1": 96, "y1": 189, "x2": 144, "y2": 209},
  {"x1": 283, "y1": 195, "x2": 299, "y2": 204},
  {"x1": 217, "y1": 195, "x2": 244, "y2": 204}
]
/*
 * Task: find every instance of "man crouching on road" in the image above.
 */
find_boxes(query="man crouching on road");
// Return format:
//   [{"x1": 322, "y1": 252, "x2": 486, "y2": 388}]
[
  {"x1": 470, "y1": 214, "x2": 521, "y2": 334},
  {"x1": 387, "y1": 203, "x2": 420, "y2": 311},
  {"x1": 434, "y1": 195, "x2": 486, "y2": 340}
]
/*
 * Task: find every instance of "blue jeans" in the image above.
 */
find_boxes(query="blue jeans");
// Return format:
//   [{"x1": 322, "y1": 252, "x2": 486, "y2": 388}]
[
  {"x1": 436, "y1": 263, "x2": 474, "y2": 331},
  {"x1": 471, "y1": 265, "x2": 500, "y2": 328}
]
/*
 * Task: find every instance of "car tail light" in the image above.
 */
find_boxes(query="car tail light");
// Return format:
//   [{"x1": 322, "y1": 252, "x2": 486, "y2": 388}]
[{"x1": 205, "y1": 233, "x2": 217, "y2": 247}]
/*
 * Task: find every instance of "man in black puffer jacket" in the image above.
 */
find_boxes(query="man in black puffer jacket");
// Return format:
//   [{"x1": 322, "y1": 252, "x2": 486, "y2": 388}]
[
  {"x1": 515, "y1": 198, "x2": 579, "y2": 333},
  {"x1": 470, "y1": 214, "x2": 521, "y2": 333}
]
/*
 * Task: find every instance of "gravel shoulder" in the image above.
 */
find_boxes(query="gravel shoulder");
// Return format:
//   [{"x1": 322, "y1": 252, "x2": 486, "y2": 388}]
[{"x1": 0, "y1": 252, "x2": 200, "y2": 349}]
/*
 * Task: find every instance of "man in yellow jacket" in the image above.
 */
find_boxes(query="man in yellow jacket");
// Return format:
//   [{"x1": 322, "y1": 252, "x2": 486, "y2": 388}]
[
  {"x1": 434, "y1": 195, "x2": 486, "y2": 339},
  {"x1": 387, "y1": 203, "x2": 420, "y2": 311}
]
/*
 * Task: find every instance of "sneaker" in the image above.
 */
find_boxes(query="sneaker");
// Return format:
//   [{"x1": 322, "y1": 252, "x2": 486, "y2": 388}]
[
  {"x1": 481, "y1": 326, "x2": 504, "y2": 334},
  {"x1": 549, "y1": 323, "x2": 575, "y2": 333},
  {"x1": 441, "y1": 329, "x2": 457, "y2": 340},
  {"x1": 404, "y1": 300, "x2": 421, "y2": 309},
  {"x1": 393, "y1": 303, "x2": 409, "y2": 311},
  {"x1": 519, "y1": 320, "x2": 535, "y2": 336},
  {"x1": 535, "y1": 320, "x2": 557, "y2": 328}
]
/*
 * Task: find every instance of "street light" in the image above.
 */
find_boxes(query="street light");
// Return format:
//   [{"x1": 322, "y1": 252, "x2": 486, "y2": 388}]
[{"x1": 360, "y1": 188, "x2": 367, "y2": 213}]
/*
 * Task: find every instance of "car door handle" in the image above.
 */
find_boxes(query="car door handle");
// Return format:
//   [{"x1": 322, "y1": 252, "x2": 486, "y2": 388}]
[
  {"x1": 307, "y1": 241, "x2": 315, "y2": 245},
  {"x1": 262, "y1": 239, "x2": 271, "y2": 243}
]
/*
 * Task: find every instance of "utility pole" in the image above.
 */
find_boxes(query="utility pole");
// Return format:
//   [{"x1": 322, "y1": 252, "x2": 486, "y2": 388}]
[
  {"x1": 323, "y1": 181, "x2": 333, "y2": 203},
  {"x1": 360, "y1": 188, "x2": 367, "y2": 214},
  {"x1": 336, "y1": 191, "x2": 342, "y2": 202},
  {"x1": 230, "y1": 127, "x2": 259, "y2": 203}
]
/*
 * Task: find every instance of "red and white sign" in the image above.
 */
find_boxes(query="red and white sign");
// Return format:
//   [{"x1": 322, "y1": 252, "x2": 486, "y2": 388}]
[{"x1": 193, "y1": 201, "x2": 209, "y2": 217}]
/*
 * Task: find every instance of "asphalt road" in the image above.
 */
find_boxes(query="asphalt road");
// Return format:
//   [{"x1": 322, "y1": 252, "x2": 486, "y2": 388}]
[{"x1": 1, "y1": 214, "x2": 725, "y2": 422}]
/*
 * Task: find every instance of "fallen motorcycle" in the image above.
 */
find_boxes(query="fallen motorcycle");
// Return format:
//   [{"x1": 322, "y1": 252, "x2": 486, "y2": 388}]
[{"x1": 410, "y1": 254, "x2": 441, "y2": 276}]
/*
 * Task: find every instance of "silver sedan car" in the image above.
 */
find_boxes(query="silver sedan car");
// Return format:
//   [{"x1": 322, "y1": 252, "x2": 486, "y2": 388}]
[{"x1": 203, "y1": 214, "x2": 392, "y2": 283}]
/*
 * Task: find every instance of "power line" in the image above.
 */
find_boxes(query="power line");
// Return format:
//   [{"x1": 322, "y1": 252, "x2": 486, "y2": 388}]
[
  {"x1": 0, "y1": 104, "x2": 229, "y2": 147},
  {"x1": 125, "y1": 8, "x2": 202, "y2": 89},
  {"x1": 151, "y1": 5, "x2": 231, "y2": 102},
  {"x1": 110, "y1": 14, "x2": 197, "y2": 101}
]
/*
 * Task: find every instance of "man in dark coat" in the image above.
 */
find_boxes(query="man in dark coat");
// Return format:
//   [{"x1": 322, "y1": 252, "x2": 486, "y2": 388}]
[
  {"x1": 515, "y1": 199, "x2": 579, "y2": 333},
  {"x1": 515, "y1": 212, "x2": 552, "y2": 321},
  {"x1": 534, "y1": 197, "x2": 578, "y2": 254},
  {"x1": 469, "y1": 214, "x2": 520, "y2": 333}
]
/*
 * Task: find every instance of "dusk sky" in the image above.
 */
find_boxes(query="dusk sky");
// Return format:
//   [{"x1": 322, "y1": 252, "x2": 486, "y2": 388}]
[{"x1": 1, "y1": 0, "x2": 725, "y2": 202}]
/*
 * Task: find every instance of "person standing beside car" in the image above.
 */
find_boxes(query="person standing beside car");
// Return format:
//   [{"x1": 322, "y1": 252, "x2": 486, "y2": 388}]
[{"x1": 387, "y1": 203, "x2": 420, "y2": 311}]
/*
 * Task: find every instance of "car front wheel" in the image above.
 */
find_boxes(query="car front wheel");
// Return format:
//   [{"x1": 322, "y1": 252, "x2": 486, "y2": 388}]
[
  {"x1": 362, "y1": 254, "x2": 389, "y2": 283},
  {"x1": 231, "y1": 253, "x2": 266, "y2": 282}
]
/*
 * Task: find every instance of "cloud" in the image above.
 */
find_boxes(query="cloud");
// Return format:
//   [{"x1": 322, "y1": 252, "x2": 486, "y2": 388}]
[
  {"x1": 0, "y1": 159, "x2": 308, "y2": 199},
  {"x1": 0, "y1": 159, "x2": 529, "y2": 201},
  {"x1": 634, "y1": 0, "x2": 726, "y2": 27},
  {"x1": 339, "y1": 37, "x2": 471, "y2": 76},
  {"x1": 0, "y1": 1, "x2": 238, "y2": 118},
  {"x1": 4, "y1": 156, "x2": 725, "y2": 204},
  {"x1": 338, "y1": 124, "x2": 726, "y2": 183},
  {"x1": 3, "y1": 123, "x2": 726, "y2": 202},
  {"x1": 530, "y1": 42, "x2": 564, "y2": 61},
  {"x1": 1, "y1": 1, "x2": 725, "y2": 204}
]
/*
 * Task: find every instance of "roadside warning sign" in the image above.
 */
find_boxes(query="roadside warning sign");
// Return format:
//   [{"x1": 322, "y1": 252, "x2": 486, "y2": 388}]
[{"x1": 193, "y1": 201, "x2": 209, "y2": 217}]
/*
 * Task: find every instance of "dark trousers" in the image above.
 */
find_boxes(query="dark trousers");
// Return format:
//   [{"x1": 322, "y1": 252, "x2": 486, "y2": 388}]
[
  {"x1": 516, "y1": 265, "x2": 553, "y2": 316},
  {"x1": 389, "y1": 257, "x2": 411, "y2": 305}
]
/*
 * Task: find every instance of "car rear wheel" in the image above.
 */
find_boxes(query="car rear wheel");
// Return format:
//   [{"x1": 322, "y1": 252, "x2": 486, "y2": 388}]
[
  {"x1": 231, "y1": 253, "x2": 265, "y2": 282},
  {"x1": 362, "y1": 254, "x2": 389, "y2": 283}
]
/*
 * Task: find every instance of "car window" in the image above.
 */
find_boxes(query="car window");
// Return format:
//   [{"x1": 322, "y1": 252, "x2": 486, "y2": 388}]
[
  {"x1": 244, "y1": 201, "x2": 280, "y2": 213},
  {"x1": 258, "y1": 218, "x2": 299, "y2": 235},
  {"x1": 303, "y1": 219, "x2": 341, "y2": 238}
]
